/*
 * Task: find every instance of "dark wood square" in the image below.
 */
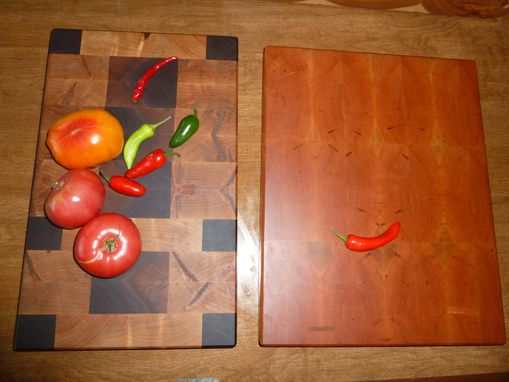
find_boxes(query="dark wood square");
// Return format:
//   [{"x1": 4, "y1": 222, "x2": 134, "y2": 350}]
[
  {"x1": 206, "y1": 36, "x2": 238, "y2": 61},
  {"x1": 202, "y1": 313, "x2": 236, "y2": 347},
  {"x1": 14, "y1": 315, "x2": 56, "y2": 350},
  {"x1": 25, "y1": 217, "x2": 62, "y2": 250},
  {"x1": 101, "y1": 107, "x2": 175, "y2": 218},
  {"x1": 89, "y1": 252, "x2": 169, "y2": 314},
  {"x1": 202, "y1": 219, "x2": 236, "y2": 252},
  {"x1": 48, "y1": 28, "x2": 82, "y2": 54},
  {"x1": 106, "y1": 57, "x2": 178, "y2": 108}
]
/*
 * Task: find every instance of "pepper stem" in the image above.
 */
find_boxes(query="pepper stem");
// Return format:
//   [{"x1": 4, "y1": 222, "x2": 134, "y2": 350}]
[
  {"x1": 148, "y1": 114, "x2": 173, "y2": 131},
  {"x1": 164, "y1": 150, "x2": 181, "y2": 158},
  {"x1": 330, "y1": 227, "x2": 348, "y2": 243},
  {"x1": 99, "y1": 171, "x2": 111, "y2": 183}
]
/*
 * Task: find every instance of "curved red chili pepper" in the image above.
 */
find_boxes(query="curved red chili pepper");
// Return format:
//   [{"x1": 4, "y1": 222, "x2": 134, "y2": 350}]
[
  {"x1": 125, "y1": 148, "x2": 180, "y2": 179},
  {"x1": 331, "y1": 222, "x2": 400, "y2": 251},
  {"x1": 132, "y1": 56, "x2": 178, "y2": 102},
  {"x1": 100, "y1": 172, "x2": 146, "y2": 197}
]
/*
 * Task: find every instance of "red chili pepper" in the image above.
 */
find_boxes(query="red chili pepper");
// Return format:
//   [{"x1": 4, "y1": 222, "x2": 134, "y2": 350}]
[
  {"x1": 331, "y1": 222, "x2": 400, "y2": 251},
  {"x1": 131, "y1": 56, "x2": 178, "y2": 102},
  {"x1": 100, "y1": 172, "x2": 146, "y2": 197},
  {"x1": 125, "y1": 148, "x2": 181, "y2": 179}
]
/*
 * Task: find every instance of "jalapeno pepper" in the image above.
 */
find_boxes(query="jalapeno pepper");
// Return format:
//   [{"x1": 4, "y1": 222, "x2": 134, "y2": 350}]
[
  {"x1": 125, "y1": 148, "x2": 180, "y2": 179},
  {"x1": 123, "y1": 114, "x2": 172, "y2": 169},
  {"x1": 132, "y1": 56, "x2": 178, "y2": 103},
  {"x1": 331, "y1": 222, "x2": 400, "y2": 251},
  {"x1": 100, "y1": 172, "x2": 146, "y2": 197},
  {"x1": 169, "y1": 109, "x2": 199, "y2": 148}
]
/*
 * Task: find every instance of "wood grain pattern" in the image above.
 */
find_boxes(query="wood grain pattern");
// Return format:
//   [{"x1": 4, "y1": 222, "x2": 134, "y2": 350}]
[
  {"x1": 13, "y1": 29, "x2": 238, "y2": 350},
  {"x1": 1, "y1": 0, "x2": 508, "y2": 380},
  {"x1": 54, "y1": 313, "x2": 204, "y2": 349},
  {"x1": 296, "y1": 0, "x2": 509, "y2": 18},
  {"x1": 42, "y1": 54, "x2": 109, "y2": 107},
  {"x1": 18, "y1": 251, "x2": 91, "y2": 315},
  {"x1": 81, "y1": 31, "x2": 207, "y2": 59},
  {"x1": 260, "y1": 47, "x2": 505, "y2": 346},
  {"x1": 177, "y1": 60, "x2": 238, "y2": 109}
]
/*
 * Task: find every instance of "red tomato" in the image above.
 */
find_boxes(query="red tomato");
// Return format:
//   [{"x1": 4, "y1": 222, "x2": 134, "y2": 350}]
[
  {"x1": 46, "y1": 109, "x2": 124, "y2": 169},
  {"x1": 74, "y1": 213, "x2": 142, "y2": 278},
  {"x1": 44, "y1": 169, "x2": 105, "y2": 229}
]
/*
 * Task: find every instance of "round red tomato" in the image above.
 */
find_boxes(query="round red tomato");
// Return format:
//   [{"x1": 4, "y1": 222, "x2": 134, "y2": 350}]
[
  {"x1": 44, "y1": 169, "x2": 105, "y2": 229},
  {"x1": 74, "y1": 213, "x2": 142, "y2": 278},
  {"x1": 46, "y1": 109, "x2": 124, "y2": 169}
]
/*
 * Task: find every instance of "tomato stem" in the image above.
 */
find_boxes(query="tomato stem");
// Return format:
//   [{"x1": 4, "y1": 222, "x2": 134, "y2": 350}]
[{"x1": 103, "y1": 237, "x2": 118, "y2": 253}]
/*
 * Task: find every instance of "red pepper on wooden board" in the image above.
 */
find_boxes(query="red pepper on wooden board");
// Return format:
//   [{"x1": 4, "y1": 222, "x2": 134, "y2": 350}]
[
  {"x1": 131, "y1": 56, "x2": 178, "y2": 102},
  {"x1": 125, "y1": 148, "x2": 181, "y2": 179},
  {"x1": 331, "y1": 222, "x2": 400, "y2": 252},
  {"x1": 100, "y1": 172, "x2": 146, "y2": 197}
]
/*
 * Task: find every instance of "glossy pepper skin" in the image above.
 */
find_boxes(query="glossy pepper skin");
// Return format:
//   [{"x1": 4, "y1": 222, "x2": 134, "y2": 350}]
[
  {"x1": 331, "y1": 222, "x2": 400, "y2": 251},
  {"x1": 123, "y1": 114, "x2": 172, "y2": 169},
  {"x1": 132, "y1": 56, "x2": 178, "y2": 103},
  {"x1": 125, "y1": 149, "x2": 180, "y2": 179},
  {"x1": 100, "y1": 172, "x2": 146, "y2": 197},
  {"x1": 169, "y1": 109, "x2": 199, "y2": 148}
]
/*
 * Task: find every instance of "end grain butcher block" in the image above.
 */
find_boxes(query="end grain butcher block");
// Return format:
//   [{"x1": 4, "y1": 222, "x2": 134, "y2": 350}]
[
  {"x1": 260, "y1": 46, "x2": 505, "y2": 346},
  {"x1": 14, "y1": 29, "x2": 237, "y2": 350}
]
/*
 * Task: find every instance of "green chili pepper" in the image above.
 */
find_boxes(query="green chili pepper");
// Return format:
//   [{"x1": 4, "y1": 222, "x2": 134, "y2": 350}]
[
  {"x1": 123, "y1": 114, "x2": 172, "y2": 169},
  {"x1": 169, "y1": 109, "x2": 199, "y2": 148}
]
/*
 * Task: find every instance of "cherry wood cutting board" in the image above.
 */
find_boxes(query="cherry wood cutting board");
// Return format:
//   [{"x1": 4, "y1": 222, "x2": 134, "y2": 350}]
[
  {"x1": 14, "y1": 29, "x2": 237, "y2": 350},
  {"x1": 259, "y1": 46, "x2": 505, "y2": 346}
]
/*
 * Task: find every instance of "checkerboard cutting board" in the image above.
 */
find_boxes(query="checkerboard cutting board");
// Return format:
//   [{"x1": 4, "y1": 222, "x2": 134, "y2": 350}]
[{"x1": 15, "y1": 29, "x2": 237, "y2": 350}]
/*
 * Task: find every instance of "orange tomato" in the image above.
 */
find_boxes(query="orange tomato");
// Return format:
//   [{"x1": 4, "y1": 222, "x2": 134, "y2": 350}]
[{"x1": 46, "y1": 109, "x2": 124, "y2": 169}]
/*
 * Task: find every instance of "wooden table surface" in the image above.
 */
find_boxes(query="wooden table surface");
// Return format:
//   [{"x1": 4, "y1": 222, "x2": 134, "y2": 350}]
[{"x1": 1, "y1": 0, "x2": 508, "y2": 380}]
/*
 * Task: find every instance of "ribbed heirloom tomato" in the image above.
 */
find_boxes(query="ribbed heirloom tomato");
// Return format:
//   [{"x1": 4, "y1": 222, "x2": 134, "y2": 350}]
[{"x1": 46, "y1": 109, "x2": 124, "y2": 169}]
